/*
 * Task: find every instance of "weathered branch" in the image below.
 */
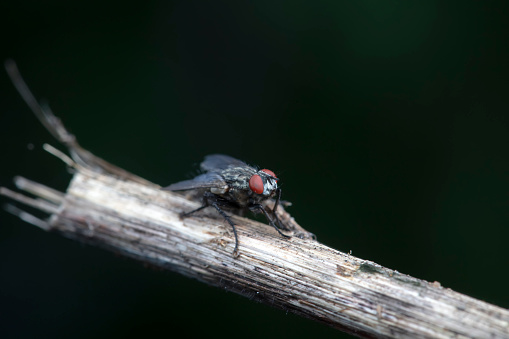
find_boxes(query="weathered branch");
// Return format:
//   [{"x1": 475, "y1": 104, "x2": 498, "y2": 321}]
[{"x1": 3, "y1": 61, "x2": 509, "y2": 338}]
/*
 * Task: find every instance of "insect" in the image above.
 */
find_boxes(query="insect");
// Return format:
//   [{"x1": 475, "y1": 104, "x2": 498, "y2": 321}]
[{"x1": 162, "y1": 154, "x2": 291, "y2": 255}]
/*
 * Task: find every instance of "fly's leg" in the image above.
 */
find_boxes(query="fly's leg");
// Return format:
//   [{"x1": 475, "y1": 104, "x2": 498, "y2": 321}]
[
  {"x1": 273, "y1": 188, "x2": 281, "y2": 213},
  {"x1": 210, "y1": 202, "x2": 240, "y2": 256},
  {"x1": 181, "y1": 205, "x2": 208, "y2": 218},
  {"x1": 182, "y1": 192, "x2": 240, "y2": 256},
  {"x1": 250, "y1": 203, "x2": 291, "y2": 239},
  {"x1": 180, "y1": 191, "x2": 221, "y2": 218},
  {"x1": 270, "y1": 188, "x2": 290, "y2": 232}
]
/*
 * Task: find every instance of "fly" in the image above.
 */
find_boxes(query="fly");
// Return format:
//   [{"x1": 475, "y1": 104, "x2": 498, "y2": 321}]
[{"x1": 162, "y1": 154, "x2": 291, "y2": 255}]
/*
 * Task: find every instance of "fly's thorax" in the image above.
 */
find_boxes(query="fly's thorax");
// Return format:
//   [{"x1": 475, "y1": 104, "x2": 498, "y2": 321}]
[{"x1": 221, "y1": 166, "x2": 256, "y2": 191}]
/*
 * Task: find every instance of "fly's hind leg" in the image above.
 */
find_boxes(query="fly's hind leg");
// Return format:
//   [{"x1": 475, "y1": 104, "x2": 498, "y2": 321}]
[
  {"x1": 181, "y1": 204, "x2": 208, "y2": 218},
  {"x1": 181, "y1": 191, "x2": 223, "y2": 218}
]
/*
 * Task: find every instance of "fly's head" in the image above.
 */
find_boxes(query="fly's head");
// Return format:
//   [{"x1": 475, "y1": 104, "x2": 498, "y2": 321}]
[{"x1": 249, "y1": 169, "x2": 278, "y2": 198}]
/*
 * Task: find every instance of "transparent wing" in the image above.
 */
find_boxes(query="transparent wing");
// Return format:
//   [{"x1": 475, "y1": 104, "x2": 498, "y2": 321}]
[
  {"x1": 200, "y1": 154, "x2": 248, "y2": 172},
  {"x1": 162, "y1": 172, "x2": 227, "y2": 191}
]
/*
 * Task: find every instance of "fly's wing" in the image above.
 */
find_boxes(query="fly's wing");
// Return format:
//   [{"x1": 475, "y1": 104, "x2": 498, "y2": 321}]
[
  {"x1": 200, "y1": 154, "x2": 248, "y2": 172},
  {"x1": 162, "y1": 172, "x2": 227, "y2": 191}
]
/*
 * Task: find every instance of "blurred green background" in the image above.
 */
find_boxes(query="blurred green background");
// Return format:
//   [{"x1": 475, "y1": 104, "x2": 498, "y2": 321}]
[{"x1": 1, "y1": 1, "x2": 508, "y2": 338}]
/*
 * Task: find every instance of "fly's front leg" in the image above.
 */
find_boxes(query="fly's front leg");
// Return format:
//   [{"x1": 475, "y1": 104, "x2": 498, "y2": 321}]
[
  {"x1": 273, "y1": 188, "x2": 281, "y2": 213},
  {"x1": 270, "y1": 188, "x2": 289, "y2": 232},
  {"x1": 250, "y1": 203, "x2": 291, "y2": 239}
]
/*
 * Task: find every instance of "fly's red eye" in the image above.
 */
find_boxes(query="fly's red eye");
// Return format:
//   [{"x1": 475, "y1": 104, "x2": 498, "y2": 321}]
[
  {"x1": 261, "y1": 169, "x2": 277, "y2": 178},
  {"x1": 249, "y1": 175, "x2": 264, "y2": 194}
]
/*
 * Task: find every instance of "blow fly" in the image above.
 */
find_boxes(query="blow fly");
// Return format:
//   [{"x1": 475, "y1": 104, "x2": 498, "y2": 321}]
[{"x1": 162, "y1": 154, "x2": 291, "y2": 255}]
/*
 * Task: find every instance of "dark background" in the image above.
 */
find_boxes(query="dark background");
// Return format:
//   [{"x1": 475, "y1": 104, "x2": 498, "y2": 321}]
[{"x1": 1, "y1": 1, "x2": 508, "y2": 338}]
